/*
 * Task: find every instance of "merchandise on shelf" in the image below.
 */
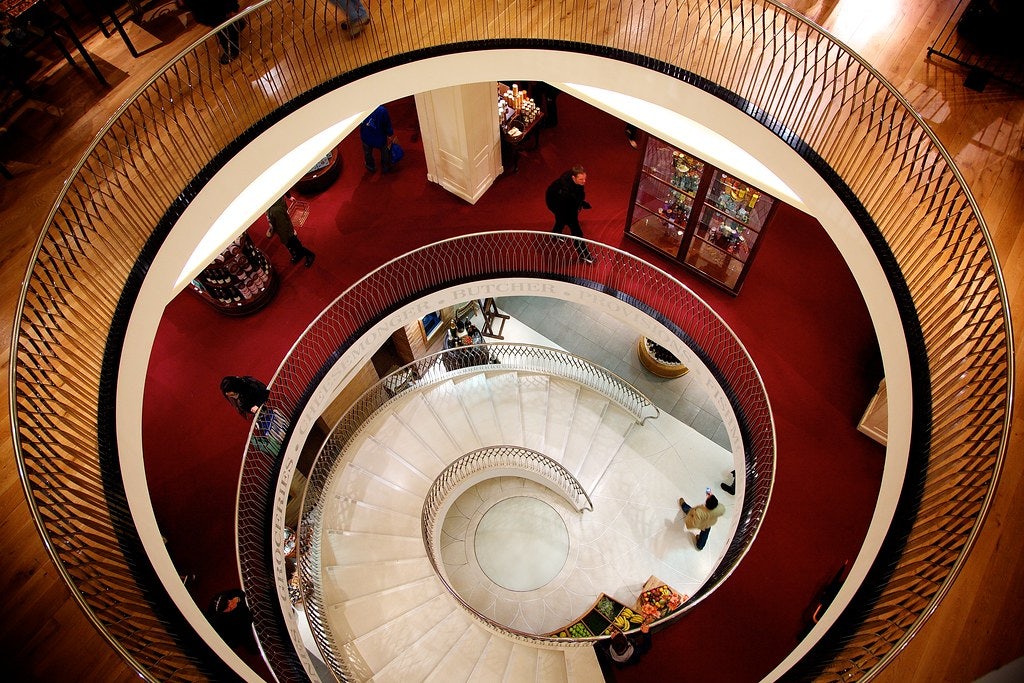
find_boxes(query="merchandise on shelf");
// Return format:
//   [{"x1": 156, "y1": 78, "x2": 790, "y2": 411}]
[
  {"x1": 497, "y1": 82, "x2": 542, "y2": 139},
  {"x1": 189, "y1": 232, "x2": 279, "y2": 315}
]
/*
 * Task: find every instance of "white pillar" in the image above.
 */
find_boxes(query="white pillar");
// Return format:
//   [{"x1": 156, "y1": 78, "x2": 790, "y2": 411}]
[{"x1": 414, "y1": 82, "x2": 503, "y2": 205}]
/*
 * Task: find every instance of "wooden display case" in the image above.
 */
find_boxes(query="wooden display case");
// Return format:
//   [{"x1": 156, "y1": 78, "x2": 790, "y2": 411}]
[
  {"x1": 293, "y1": 145, "x2": 342, "y2": 194},
  {"x1": 189, "y1": 232, "x2": 279, "y2": 316},
  {"x1": 625, "y1": 135, "x2": 777, "y2": 294}
]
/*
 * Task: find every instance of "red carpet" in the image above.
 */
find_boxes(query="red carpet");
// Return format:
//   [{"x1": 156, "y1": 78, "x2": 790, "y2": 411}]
[{"x1": 144, "y1": 95, "x2": 884, "y2": 681}]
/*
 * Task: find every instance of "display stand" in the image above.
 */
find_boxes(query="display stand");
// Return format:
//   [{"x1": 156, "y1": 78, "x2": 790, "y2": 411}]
[
  {"x1": 189, "y1": 233, "x2": 279, "y2": 316},
  {"x1": 497, "y1": 83, "x2": 544, "y2": 172},
  {"x1": 442, "y1": 318, "x2": 489, "y2": 370},
  {"x1": 293, "y1": 145, "x2": 342, "y2": 194},
  {"x1": 625, "y1": 134, "x2": 778, "y2": 294},
  {"x1": 480, "y1": 298, "x2": 509, "y2": 340},
  {"x1": 637, "y1": 337, "x2": 689, "y2": 378}
]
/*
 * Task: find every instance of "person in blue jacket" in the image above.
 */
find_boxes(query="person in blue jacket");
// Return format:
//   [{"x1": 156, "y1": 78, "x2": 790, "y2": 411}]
[{"x1": 360, "y1": 105, "x2": 395, "y2": 174}]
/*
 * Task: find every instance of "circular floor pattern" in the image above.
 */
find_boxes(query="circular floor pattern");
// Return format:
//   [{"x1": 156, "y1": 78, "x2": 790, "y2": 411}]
[{"x1": 474, "y1": 496, "x2": 570, "y2": 592}]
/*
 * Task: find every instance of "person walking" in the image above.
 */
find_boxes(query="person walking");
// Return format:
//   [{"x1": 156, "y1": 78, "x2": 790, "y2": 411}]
[
  {"x1": 545, "y1": 165, "x2": 594, "y2": 263},
  {"x1": 330, "y1": 0, "x2": 371, "y2": 37},
  {"x1": 603, "y1": 620, "x2": 653, "y2": 668},
  {"x1": 220, "y1": 375, "x2": 269, "y2": 418},
  {"x1": 679, "y1": 491, "x2": 725, "y2": 550},
  {"x1": 265, "y1": 196, "x2": 315, "y2": 267},
  {"x1": 207, "y1": 589, "x2": 254, "y2": 649},
  {"x1": 178, "y1": 0, "x2": 244, "y2": 65},
  {"x1": 360, "y1": 105, "x2": 395, "y2": 174}
]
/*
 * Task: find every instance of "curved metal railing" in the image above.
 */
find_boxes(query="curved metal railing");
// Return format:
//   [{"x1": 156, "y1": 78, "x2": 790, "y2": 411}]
[
  {"x1": 7, "y1": 1, "x2": 1011, "y2": 681},
  {"x1": 423, "y1": 446, "x2": 596, "y2": 518},
  {"x1": 278, "y1": 233, "x2": 770, "y2": 679}
]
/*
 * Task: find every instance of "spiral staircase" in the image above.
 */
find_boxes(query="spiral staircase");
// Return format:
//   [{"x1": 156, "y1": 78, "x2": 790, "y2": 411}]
[{"x1": 313, "y1": 366, "x2": 732, "y2": 679}]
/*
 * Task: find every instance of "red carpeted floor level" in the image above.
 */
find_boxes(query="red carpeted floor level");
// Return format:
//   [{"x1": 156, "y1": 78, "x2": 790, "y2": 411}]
[{"x1": 144, "y1": 94, "x2": 884, "y2": 681}]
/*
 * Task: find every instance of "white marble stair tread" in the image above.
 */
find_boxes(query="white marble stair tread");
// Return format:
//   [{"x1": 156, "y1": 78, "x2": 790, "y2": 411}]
[
  {"x1": 485, "y1": 370, "x2": 524, "y2": 446},
  {"x1": 326, "y1": 529, "x2": 424, "y2": 567},
  {"x1": 392, "y1": 393, "x2": 460, "y2": 462},
  {"x1": 329, "y1": 464, "x2": 424, "y2": 520},
  {"x1": 354, "y1": 591, "x2": 459, "y2": 672},
  {"x1": 369, "y1": 599, "x2": 476, "y2": 682},
  {"x1": 362, "y1": 412, "x2": 447, "y2": 481},
  {"x1": 484, "y1": 370, "x2": 525, "y2": 444},
  {"x1": 333, "y1": 387, "x2": 421, "y2": 462},
  {"x1": 349, "y1": 437, "x2": 433, "y2": 496},
  {"x1": 504, "y1": 645, "x2": 540, "y2": 681},
  {"x1": 574, "y1": 404, "x2": 635, "y2": 492},
  {"x1": 559, "y1": 390, "x2": 608, "y2": 476},
  {"x1": 543, "y1": 379, "x2": 580, "y2": 458},
  {"x1": 421, "y1": 380, "x2": 481, "y2": 454},
  {"x1": 323, "y1": 498, "x2": 418, "y2": 539},
  {"x1": 517, "y1": 373, "x2": 551, "y2": 451},
  {"x1": 333, "y1": 575, "x2": 444, "y2": 640},
  {"x1": 535, "y1": 647, "x2": 571, "y2": 683},
  {"x1": 563, "y1": 647, "x2": 603, "y2": 681},
  {"x1": 325, "y1": 557, "x2": 434, "y2": 603},
  {"x1": 423, "y1": 622, "x2": 492, "y2": 683},
  {"x1": 467, "y1": 634, "x2": 515, "y2": 682},
  {"x1": 451, "y1": 373, "x2": 500, "y2": 446}
]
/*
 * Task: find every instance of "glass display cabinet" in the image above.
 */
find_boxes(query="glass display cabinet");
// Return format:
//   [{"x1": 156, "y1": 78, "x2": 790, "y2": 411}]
[{"x1": 625, "y1": 135, "x2": 777, "y2": 294}]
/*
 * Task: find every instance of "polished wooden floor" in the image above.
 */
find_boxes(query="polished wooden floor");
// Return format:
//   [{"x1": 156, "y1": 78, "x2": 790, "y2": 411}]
[{"x1": 2, "y1": 1, "x2": 1022, "y2": 681}]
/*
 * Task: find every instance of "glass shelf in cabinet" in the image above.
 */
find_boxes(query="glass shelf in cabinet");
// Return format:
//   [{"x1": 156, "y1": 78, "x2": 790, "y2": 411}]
[
  {"x1": 629, "y1": 212, "x2": 685, "y2": 253},
  {"x1": 702, "y1": 199, "x2": 764, "y2": 229},
  {"x1": 694, "y1": 224, "x2": 752, "y2": 262},
  {"x1": 642, "y1": 168, "x2": 701, "y2": 196},
  {"x1": 633, "y1": 201, "x2": 689, "y2": 233}
]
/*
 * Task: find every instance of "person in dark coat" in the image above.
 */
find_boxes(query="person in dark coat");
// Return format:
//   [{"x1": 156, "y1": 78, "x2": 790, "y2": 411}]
[
  {"x1": 545, "y1": 165, "x2": 594, "y2": 263},
  {"x1": 265, "y1": 197, "x2": 315, "y2": 267},
  {"x1": 178, "y1": 0, "x2": 244, "y2": 64},
  {"x1": 207, "y1": 589, "x2": 253, "y2": 649},
  {"x1": 360, "y1": 105, "x2": 395, "y2": 173},
  {"x1": 220, "y1": 375, "x2": 269, "y2": 418}
]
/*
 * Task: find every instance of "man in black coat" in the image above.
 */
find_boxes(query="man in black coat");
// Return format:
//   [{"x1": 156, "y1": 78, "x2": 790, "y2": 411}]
[
  {"x1": 545, "y1": 165, "x2": 594, "y2": 263},
  {"x1": 179, "y1": 0, "x2": 244, "y2": 64}
]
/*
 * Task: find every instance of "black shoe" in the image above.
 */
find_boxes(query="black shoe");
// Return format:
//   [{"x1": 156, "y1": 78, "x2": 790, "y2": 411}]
[
  {"x1": 305, "y1": 253, "x2": 315, "y2": 268},
  {"x1": 721, "y1": 469, "x2": 736, "y2": 495},
  {"x1": 219, "y1": 53, "x2": 233, "y2": 65},
  {"x1": 349, "y1": 16, "x2": 370, "y2": 36},
  {"x1": 290, "y1": 254, "x2": 301, "y2": 264}
]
